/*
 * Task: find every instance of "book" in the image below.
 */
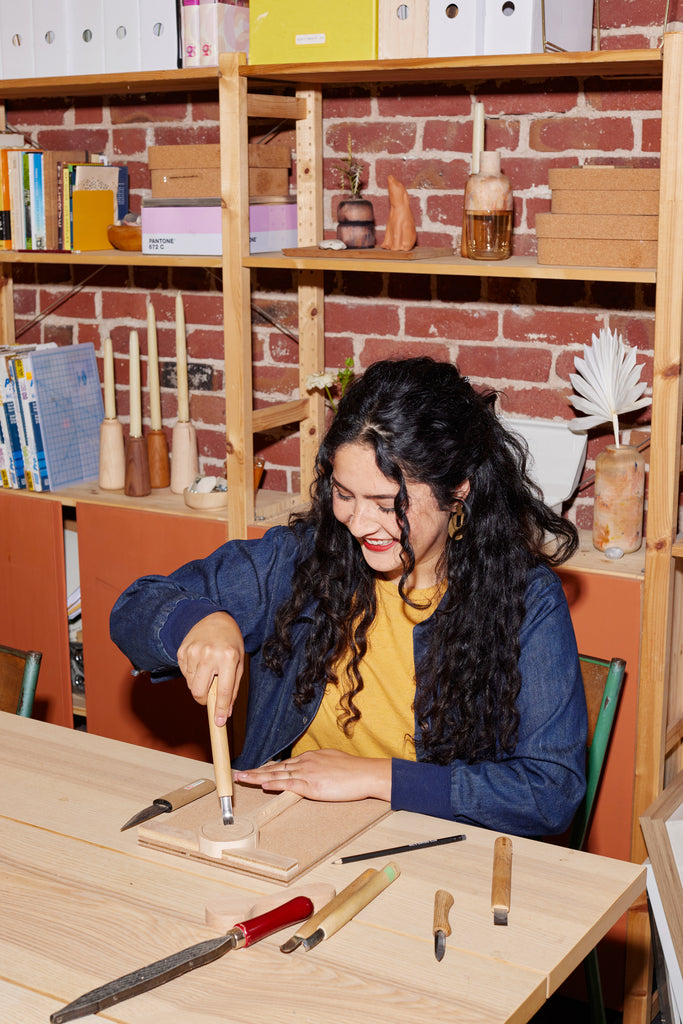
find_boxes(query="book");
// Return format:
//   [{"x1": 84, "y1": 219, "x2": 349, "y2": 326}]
[
  {"x1": 21, "y1": 152, "x2": 32, "y2": 251},
  {"x1": 0, "y1": 151, "x2": 10, "y2": 250},
  {"x1": 9, "y1": 349, "x2": 50, "y2": 490},
  {"x1": 42, "y1": 149, "x2": 87, "y2": 251},
  {"x1": 0, "y1": 345, "x2": 33, "y2": 487},
  {"x1": 0, "y1": 410, "x2": 12, "y2": 488},
  {"x1": 28, "y1": 152, "x2": 46, "y2": 251},
  {"x1": 29, "y1": 343, "x2": 104, "y2": 489},
  {"x1": 5, "y1": 149, "x2": 30, "y2": 250}
]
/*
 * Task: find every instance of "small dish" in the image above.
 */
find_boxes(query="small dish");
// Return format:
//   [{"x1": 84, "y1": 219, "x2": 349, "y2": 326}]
[{"x1": 183, "y1": 487, "x2": 229, "y2": 510}]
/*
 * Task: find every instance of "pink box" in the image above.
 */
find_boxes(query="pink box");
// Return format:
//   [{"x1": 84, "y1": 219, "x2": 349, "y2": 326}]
[
  {"x1": 249, "y1": 199, "x2": 297, "y2": 253},
  {"x1": 142, "y1": 199, "x2": 222, "y2": 255}
]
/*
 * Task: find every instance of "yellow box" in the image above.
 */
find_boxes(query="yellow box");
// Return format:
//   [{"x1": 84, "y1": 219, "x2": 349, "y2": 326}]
[{"x1": 249, "y1": 0, "x2": 378, "y2": 65}]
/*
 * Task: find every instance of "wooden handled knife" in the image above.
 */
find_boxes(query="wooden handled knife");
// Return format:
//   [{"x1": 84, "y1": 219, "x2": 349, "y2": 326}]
[
  {"x1": 491, "y1": 836, "x2": 512, "y2": 926},
  {"x1": 433, "y1": 888, "x2": 454, "y2": 961},
  {"x1": 120, "y1": 778, "x2": 216, "y2": 831}
]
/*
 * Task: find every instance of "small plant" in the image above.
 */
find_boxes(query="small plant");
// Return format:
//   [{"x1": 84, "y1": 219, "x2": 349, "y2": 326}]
[
  {"x1": 336, "y1": 135, "x2": 365, "y2": 198},
  {"x1": 306, "y1": 357, "x2": 355, "y2": 413}
]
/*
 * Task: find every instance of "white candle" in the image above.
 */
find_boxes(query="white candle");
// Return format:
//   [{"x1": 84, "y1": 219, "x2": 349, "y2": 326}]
[
  {"x1": 129, "y1": 330, "x2": 142, "y2": 438},
  {"x1": 103, "y1": 336, "x2": 116, "y2": 420},
  {"x1": 147, "y1": 302, "x2": 162, "y2": 431},
  {"x1": 472, "y1": 101, "x2": 485, "y2": 174},
  {"x1": 175, "y1": 292, "x2": 190, "y2": 423}
]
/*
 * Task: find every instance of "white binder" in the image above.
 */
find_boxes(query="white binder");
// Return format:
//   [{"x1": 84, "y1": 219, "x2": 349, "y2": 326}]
[
  {"x1": 484, "y1": 0, "x2": 594, "y2": 55},
  {"x1": 140, "y1": 0, "x2": 180, "y2": 72},
  {"x1": 379, "y1": 0, "x2": 428, "y2": 60},
  {"x1": 104, "y1": 0, "x2": 142, "y2": 73},
  {"x1": 32, "y1": 0, "x2": 69, "y2": 77},
  {"x1": 66, "y1": 0, "x2": 105, "y2": 76},
  {"x1": 0, "y1": 0, "x2": 36, "y2": 79},
  {"x1": 427, "y1": 0, "x2": 484, "y2": 58}
]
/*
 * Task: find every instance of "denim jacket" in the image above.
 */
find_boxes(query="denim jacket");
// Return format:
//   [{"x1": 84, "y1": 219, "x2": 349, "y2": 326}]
[{"x1": 110, "y1": 524, "x2": 587, "y2": 836}]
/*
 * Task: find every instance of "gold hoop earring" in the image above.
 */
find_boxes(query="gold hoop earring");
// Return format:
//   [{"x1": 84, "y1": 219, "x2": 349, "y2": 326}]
[{"x1": 448, "y1": 498, "x2": 466, "y2": 541}]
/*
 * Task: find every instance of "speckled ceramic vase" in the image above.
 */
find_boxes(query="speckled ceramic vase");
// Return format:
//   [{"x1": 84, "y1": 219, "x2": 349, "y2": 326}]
[{"x1": 592, "y1": 444, "x2": 645, "y2": 554}]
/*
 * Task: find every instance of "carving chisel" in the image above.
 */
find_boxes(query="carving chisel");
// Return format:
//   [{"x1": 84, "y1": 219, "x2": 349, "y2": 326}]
[
  {"x1": 50, "y1": 896, "x2": 313, "y2": 1024},
  {"x1": 120, "y1": 778, "x2": 216, "y2": 831},
  {"x1": 433, "y1": 888, "x2": 454, "y2": 961},
  {"x1": 491, "y1": 835, "x2": 512, "y2": 926},
  {"x1": 280, "y1": 868, "x2": 377, "y2": 952},
  {"x1": 207, "y1": 677, "x2": 234, "y2": 825},
  {"x1": 302, "y1": 861, "x2": 400, "y2": 950}
]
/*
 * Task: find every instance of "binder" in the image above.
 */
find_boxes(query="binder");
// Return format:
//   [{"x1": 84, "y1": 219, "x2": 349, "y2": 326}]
[
  {"x1": 0, "y1": 0, "x2": 35, "y2": 79},
  {"x1": 428, "y1": 0, "x2": 484, "y2": 57},
  {"x1": 32, "y1": 0, "x2": 69, "y2": 77},
  {"x1": 378, "y1": 0, "x2": 428, "y2": 59},
  {"x1": 103, "y1": 0, "x2": 141, "y2": 73},
  {"x1": 141, "y1": 0, "x2": 181, "y2": 72},
  {"x1": 181, "y1": 0, "x2": 201, "y2": 67},
  {"x1": 66, "y1": 0, "x2": 105, "y2": 76}
]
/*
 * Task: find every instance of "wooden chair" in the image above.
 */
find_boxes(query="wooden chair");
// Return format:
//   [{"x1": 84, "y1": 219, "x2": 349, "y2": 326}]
[
  {"x1": 0, "y1": 643, "x2": 42, "y2": 717},
  {"x1": 572, "y1": 655, "x2": 627, "y2": 1024}
]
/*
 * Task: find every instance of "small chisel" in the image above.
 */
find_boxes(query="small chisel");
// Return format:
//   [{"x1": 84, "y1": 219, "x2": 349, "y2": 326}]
[
  {"x1": 280, "y1": 869, "x2": 377, "y2": 953},
  {"x1": 433, "y1": 888, "x2": 453, "y2": 961},
  {"x1": 207, "y1": 678, "x2": 234, "y2": 825},
  {"x1": 491, "y1": 835, "x2": 512, "y2": 926}
]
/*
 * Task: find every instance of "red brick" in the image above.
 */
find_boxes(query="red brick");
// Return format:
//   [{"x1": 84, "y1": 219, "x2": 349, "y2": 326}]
[
  {"x1": 375, "y1": 157, "x2": 468, "y2": 191},
  {"x1": 376, "y1": 84, "x2": 470, "y2": 119},
  {"x1": 253, "y1": 364, "x2": 300, "y2": 396},
  {"x1": 101, "y1": 290, "x2": 148, "y2": 322},
  {"x1": 530, "y1": 116, "x2": 635, "y2": 153},
  {"x1": 323, "y1": 92, "x2": 372, "y2": 119},
  {"x1": 586, "y1": 80, "x2": 662, "y2": 112},
  {"x1": 360, "y1": 337, "x2": 451, "y2": 365},
  {"x1": 326, "y1": 300, "x2": 400, "y2": 336},
  {"x1": 642, "y1": 117, "x2": 662, "y2": 152},
  {"x1": 113, "y1": 128, "x2": 148, "y2": 158},
  {"x1": 153, "y1": 125, "x2": 221, "y2": 146},
  {"x1": 327, "y1": 121, "x2": 417, "y2": 156},
  {"x1": 110, "y1": 99, "x2": 190, "y2": 125},
  {"x1": 40, "y1": 288, "x2": 96, "y2": 319},
  {"x1": 498, "y1": 387, "x2": 576, "y2": 419},
  {"x1": 474, "y1": 80, "x2": 580, "y2": 116},
  {"x1": 405, "y1": 306, "x2": 498, "y2": 341},
  {"x1": 74, "y1": 100, "x2": 105, "y2": 126},
  {"x1": 502, "y1": 309, "x2": 604, "y2": 345},
  {"x1": 458, "y1": 345, "x2": 552, "y2": 382}
]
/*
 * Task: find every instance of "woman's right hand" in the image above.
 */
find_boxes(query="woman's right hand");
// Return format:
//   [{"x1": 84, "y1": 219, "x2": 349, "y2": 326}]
[{"x1": 177, "y1": 611, "x2": 245, "y2": 726}]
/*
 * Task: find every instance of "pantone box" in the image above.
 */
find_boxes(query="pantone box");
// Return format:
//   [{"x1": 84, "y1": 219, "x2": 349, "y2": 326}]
[
  {"x1": 142, "y1": 198, "x2": 222, "y2": 256},
  {"x1": 249, "y1": 0, "x2": 377, "y2": 64},
  {"x1": 249, "y1": 198, "x2": 297, "y2": 253}
]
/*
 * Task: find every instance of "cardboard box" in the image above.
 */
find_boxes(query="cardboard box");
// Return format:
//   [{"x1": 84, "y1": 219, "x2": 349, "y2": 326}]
[
  {"x1": 149, "y1": 143, "x2": 291, "y2": 199},
  {"x1": 142, "y1": 198, "x2": 222, "y2": 256},
  {"x1": 536, "y1": 213, "x2": 659, "y2": 241},
  {"x1": 547, "y1": 167, "x2": 660, "y2": 191},
  {"x1": 249, "y1": 198, "x2": 297, "y2": 253},
  {"x1": 249, "y1": 0, "x2": 378, "y2": 64},
  {"x1": 537, "y1": 237, "x2": 658, "y2": 268},
  {"x1": 551, "y1": 190, "x2": 660, "y2": 216}
]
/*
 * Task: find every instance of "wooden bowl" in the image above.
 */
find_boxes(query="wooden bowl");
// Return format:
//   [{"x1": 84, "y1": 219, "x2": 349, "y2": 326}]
[
  {"x1": 107, "y1": 223, "x2": 142, "y2": 251},
  {"x1": 183, "y1": 487, "x2": 229, "y2": 510}
]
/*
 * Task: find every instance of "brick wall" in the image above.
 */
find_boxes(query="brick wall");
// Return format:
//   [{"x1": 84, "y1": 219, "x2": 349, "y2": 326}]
[{"x1": 8, "y1": 0, "x2": 683, "y2": 527}]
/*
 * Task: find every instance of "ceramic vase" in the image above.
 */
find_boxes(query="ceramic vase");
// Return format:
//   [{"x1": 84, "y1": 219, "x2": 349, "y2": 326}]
[
  {"x1": 592, "y1": 444, "x2": 645, "y2": 554},
  {"x1": 336, "y1": 198, "x2": 375, "y2": 249},
  {"x1": 463, "y1": 150, "x2": 513, "y2": 260}
]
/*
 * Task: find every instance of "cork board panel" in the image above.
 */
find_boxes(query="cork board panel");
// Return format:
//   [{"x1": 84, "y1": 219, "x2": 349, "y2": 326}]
[
  {"x1": 537, "y1": 237, "x2": 657, "y2": 269},
  {"x1": 137, "y1": 781, "x2": 390, "y2": 885}
]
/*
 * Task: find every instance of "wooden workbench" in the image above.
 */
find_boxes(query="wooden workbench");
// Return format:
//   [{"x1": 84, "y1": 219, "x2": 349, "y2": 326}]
[{"x1": 0, "y1": 713, "x2": 645, "y2": 1023}]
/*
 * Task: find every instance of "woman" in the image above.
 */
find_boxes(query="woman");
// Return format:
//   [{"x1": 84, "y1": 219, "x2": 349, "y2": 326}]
[{"x1": 110, "y1": 357, "x2": 587, "y2": 836}]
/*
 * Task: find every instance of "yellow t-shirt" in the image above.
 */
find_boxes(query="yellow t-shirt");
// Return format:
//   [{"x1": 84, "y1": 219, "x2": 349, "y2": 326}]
[{"x1": 292, "y1": 578, "x2": 444, "y2": 761}]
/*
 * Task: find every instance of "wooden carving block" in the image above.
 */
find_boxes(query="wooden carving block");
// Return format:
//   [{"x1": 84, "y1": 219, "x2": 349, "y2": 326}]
[{"x1": 138, "y1": 778, "x2": 390, "y2": 884}]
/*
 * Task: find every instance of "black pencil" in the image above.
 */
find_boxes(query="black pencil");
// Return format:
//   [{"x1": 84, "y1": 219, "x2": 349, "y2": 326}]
[{"x1": 332, "y1": 833, "x2": 466, "y2": 865}]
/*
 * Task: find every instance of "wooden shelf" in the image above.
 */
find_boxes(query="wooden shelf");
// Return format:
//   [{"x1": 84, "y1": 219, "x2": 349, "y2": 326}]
[
  {"x1": 0, "y1": 249, "x2": 222, "y2": 268},
  {"x1": 0, "y1": 67, "x2": 220, "y2": 99},
  {"x1": 244, "y1": 250, "x2": 657, "y2": 283},
  {"x1": 242, "y1": 48, "x2": 663, "y2": 86}
]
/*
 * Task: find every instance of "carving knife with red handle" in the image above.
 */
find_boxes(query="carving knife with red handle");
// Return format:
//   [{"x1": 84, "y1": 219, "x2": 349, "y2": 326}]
[{"x1": 50, "y1": 896, "x2": 314, "y2": 1024}]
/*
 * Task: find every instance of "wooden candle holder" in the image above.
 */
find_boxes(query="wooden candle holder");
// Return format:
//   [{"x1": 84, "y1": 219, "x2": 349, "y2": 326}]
[
  {"x1": 147, "y1": 429, "x2": 170, "y2": 488},
  {"x1": 125, "y1": 435, "x2": 151, "y2": 496},
  {"x1": 99, "y1": 418, "x2": 125, "y2": 490}
]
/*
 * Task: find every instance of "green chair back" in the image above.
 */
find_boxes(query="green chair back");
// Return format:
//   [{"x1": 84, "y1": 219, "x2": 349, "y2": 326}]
[{"x1": 0, "y1": 644, "x2": 42, "y2": 717}]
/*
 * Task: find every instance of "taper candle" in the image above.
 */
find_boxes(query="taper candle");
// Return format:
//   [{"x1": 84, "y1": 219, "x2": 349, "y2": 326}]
[
  {"x1": 147, "y1": 302, "x2": 162, "y2": 431},
  {"x1": 129, "y1": 330, "x2": 142, "y2": 438},
  {"x1": 472, "y1": 101, "x2": 485, "y2": 174},
  {"x1": 103, "y1": 336, "x2": 116, "y2": 420},
  {"x1": 175, "y1": 292, "x2": 190, "y2": 422}
]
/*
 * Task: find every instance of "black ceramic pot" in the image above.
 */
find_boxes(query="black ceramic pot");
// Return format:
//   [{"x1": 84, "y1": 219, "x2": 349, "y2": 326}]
[{"x1": 336, "y1": 198, "x2": 375, "y2": 249}]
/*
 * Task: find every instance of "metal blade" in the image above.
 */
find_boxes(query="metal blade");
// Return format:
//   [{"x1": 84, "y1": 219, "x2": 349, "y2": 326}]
[
  {"x1": 120, "y1": 802, "x2": 167, "y2": 832},
  {"x1": 220, "y1": 794, "x2": 234, "y2": 825},
  {"x1": 434, "y1": 930, "x2": 446, "y2": 962},
  {"x1": 50, "y1": 933, "x2": 237, "y2": 1023}
]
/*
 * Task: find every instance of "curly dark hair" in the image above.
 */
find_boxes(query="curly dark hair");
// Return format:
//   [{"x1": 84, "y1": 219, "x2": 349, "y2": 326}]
[{"x1": 263, "y1": 356, "x2": 578, "y2": 765}]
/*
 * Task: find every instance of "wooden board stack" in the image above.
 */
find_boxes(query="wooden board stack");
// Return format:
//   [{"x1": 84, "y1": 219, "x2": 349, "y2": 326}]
[{"x1": 536, "y1": 166, "x2": 660, "y2": 268}]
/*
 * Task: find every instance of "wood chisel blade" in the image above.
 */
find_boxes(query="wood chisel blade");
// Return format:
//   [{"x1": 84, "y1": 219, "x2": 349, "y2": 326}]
[
  {"x1": 433, "y1": 888, "x2": 453, "y2": 961},
  {"x1": 491, "y1": 836, "x2": 512, "y2": 926}
]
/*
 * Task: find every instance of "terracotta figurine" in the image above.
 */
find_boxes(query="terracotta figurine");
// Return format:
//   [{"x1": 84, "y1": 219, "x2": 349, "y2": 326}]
[{"x1": 380, "y1": 175, "x2": 417, "y2": 252}]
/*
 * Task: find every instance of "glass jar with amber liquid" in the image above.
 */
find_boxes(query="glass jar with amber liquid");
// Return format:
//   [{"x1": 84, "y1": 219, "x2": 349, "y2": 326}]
[{"x1": 463, "y1": 151, "x2": 513, "y2": 260}]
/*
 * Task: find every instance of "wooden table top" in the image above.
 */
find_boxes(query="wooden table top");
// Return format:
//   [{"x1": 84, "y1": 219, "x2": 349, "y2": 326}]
[{"x1": 0, "y1": 712, "x2": 645, "y2": 1024}]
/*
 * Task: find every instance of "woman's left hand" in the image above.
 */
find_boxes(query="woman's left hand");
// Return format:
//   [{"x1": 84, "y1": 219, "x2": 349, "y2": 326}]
[{"x1": 234, "y1": 749, "x2": 391, "y2": 803}]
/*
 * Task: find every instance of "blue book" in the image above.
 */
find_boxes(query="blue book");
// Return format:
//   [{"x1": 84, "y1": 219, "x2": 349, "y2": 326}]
[
  {"x1": 29, "y1": 152, "x2": 46, "y2": 251},
  {"x1": 0, "y1": 348, "x2": 28, "y2": 487},
  {"x1": 30, "y1": 343, "x2": 104, "y2": 489},
  {"x1": 9, "y1": 350, "x2": 50, "y2": 491}
]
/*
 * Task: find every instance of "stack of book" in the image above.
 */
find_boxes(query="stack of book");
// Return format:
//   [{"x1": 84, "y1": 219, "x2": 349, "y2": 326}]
[
  {"x1": 0, "y1": 147, "x2": 129, "y2": 252},
  {"x1": 0, "y1": 343, "x2": 104, "y2": 492}
]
